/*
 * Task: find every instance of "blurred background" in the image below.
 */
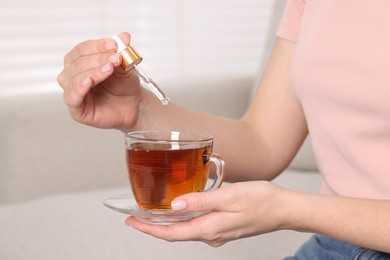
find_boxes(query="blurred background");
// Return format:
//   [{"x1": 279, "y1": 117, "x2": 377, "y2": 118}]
[
  {"x1": 0, "y1": 1, "x2": 322, "y2": 259},
  {"x1": 0, "y1": 0, "x2": 285, "y2": 96}
]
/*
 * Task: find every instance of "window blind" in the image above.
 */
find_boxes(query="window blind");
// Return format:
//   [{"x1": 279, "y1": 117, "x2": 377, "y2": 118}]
[{"x1": 0, "y1": 0, "x2": 282, "y2": 96}]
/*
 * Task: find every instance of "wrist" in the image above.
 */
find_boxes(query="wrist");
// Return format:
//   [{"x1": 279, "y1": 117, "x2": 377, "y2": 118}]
[{"x1": 276, "y1": 188, "x2": 313, "y2": 232}]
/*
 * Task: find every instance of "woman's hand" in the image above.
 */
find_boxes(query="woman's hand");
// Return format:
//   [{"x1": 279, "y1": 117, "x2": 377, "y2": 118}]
[
  {"x1": 125, "y1": 181, "x2": 289, "y2": 247},
  {"x1": 57, "y1": 32, "x2": 142, "y2": 131}
]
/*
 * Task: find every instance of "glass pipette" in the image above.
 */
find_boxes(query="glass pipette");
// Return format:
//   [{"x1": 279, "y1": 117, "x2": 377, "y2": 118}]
[{"x1": 111, "y1": 35, "x2": 169, "y2": 106}]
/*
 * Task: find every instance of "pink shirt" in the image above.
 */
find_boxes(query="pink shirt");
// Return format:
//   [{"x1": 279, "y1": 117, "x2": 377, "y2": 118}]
[{"x1": 277, "y1": 0, "x2": 390, "y2": 199}]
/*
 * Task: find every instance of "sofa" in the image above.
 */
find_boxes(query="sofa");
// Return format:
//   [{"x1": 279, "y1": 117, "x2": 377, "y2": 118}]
[{"x1": 0, "y1": 76, "x2": 321, "y2": 259}]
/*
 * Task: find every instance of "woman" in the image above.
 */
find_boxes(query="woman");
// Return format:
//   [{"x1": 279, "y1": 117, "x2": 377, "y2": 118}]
[{"x1": 57, "y1": 1, "x2": 390, "y2": 258}]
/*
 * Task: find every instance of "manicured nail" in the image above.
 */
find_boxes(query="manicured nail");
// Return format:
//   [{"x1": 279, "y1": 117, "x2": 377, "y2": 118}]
[
  {"x1": 171, "y1": 200, "x2": 187, "y2": 211},
  {"x1": 124, "y1": 221, "x2": 133, "y2": 228},
  {"x1": 82, "y1": 76, "x2": 92, "y2": 86},
  {"x1": 108, "y1": 53, "x2": 120, "y2": 64},
  {"x1": 101, "y1": 63, "x2": 112, "y2": 73},
  {"x1": 105, "y1": 40, "x2": 116, "y2": 51}
]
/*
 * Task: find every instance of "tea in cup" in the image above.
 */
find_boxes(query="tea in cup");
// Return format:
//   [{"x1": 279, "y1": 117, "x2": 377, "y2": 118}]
[{"x1": 125, "y1": 131, "x2": 225, "y2": 210}]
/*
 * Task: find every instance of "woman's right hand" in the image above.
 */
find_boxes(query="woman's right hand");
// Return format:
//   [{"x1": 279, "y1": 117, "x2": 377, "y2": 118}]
[{"x1": 57, "y1": 32, "x2": 143, "y2": 131}]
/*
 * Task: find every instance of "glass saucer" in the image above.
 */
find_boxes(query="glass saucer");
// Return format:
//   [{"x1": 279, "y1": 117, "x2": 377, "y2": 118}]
[{"x1": 103, "y1": 194, "x2": 207, "y2": 225}]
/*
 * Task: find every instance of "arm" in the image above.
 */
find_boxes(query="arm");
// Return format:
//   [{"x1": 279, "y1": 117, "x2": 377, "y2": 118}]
[
  {"x1": 134, "y1": 37, "x2": 308, "y2": 181},
  {"x1": 286, "y1": 190, "x2": 390, "y2": 253}
]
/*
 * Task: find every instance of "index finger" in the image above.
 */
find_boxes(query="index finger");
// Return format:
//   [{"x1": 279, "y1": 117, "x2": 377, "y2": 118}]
[
  {"x1": 63, "y1": 38, "x2": 113, "y2": 66},
  {"x1": 64, "y1": 32, "x2": 131, "y2": 65}
]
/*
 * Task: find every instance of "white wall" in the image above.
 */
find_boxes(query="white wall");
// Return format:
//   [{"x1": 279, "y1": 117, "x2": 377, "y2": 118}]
[{"x1": 0, "y1": 0, "x2": 285, "y2": 96}]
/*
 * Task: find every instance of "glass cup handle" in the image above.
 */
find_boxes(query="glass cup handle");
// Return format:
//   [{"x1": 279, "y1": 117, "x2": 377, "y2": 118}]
[{"x1": 204, "y1": 153, "x2": 225, "y2": 192}]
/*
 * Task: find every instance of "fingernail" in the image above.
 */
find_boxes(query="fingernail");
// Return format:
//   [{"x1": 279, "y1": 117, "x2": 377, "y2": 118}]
[
  {"x1": 82, "y1": 76, "x2": 92, "y2": 86},
  {"x1": 171, "y1": 200, "x2": 187, "y2": 211},
  {"x1": 124, "y1": 222, "x2": 133, "y2": 228},
  {"x1": 108, "y1": 53, "x2": 120, "y2": 64},
  {"x1": 101, "y1": 63, "x2": 112, "y2": 73},
  {"x1": 105, "y1": 40, "x2": 116, "y2": 51},
  {"x1": 124, "y1": 217, "x2": 133, "y2": 227}
]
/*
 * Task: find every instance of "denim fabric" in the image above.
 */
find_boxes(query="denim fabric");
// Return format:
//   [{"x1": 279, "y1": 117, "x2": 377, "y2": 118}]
[{"x1": 285, "y1": 234, "x2": 390, "y2": 260}]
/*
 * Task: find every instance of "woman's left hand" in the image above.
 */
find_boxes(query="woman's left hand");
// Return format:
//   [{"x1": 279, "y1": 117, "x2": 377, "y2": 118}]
[{"x1": 125, "y1": 181, "x2": 290, "y2": 247}]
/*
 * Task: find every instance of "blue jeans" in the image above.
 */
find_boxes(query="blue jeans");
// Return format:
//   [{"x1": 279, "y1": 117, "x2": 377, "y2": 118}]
[{"x1": 285, "y1": 234, "x2": 390, "y2": 260}]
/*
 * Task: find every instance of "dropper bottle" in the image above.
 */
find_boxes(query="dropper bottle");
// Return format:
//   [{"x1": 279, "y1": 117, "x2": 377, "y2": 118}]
[{"x1": 111, "y1": 35, "x2": 169, "y2": 105}]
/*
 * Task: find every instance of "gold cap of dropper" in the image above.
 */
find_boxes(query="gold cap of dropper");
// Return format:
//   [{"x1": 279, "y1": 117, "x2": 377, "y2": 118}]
[
  {"x1": 119, "y1": 46, "x2": 142, "y2": 71},
  {"x1": 111, "y1": 35, "x2": 143, "y2": 71}
]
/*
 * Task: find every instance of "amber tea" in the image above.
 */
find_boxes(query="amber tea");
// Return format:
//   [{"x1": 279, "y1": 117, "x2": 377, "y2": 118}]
[
  {"x1": 125, "y1": 131, "x2": 225, "y2": 211},
  {"x1": 127, "y1": 146, "x2": 211, "y2": 210}
]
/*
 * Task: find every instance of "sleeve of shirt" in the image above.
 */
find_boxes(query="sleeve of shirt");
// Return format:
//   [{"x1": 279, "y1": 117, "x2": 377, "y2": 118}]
[{"x1": 276, "y1": 0, "x2": 306, "y2": 42}]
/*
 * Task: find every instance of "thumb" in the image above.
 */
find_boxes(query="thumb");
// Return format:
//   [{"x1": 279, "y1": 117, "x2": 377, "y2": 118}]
[{"x1": 171, "y1": 190, "x2": 223, "y2": 212}]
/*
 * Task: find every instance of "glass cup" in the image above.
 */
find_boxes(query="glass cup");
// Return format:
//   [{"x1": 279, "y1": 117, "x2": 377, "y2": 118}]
[{"x1": 125, "y1": 131, "x2": 225, "y2": 210}]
